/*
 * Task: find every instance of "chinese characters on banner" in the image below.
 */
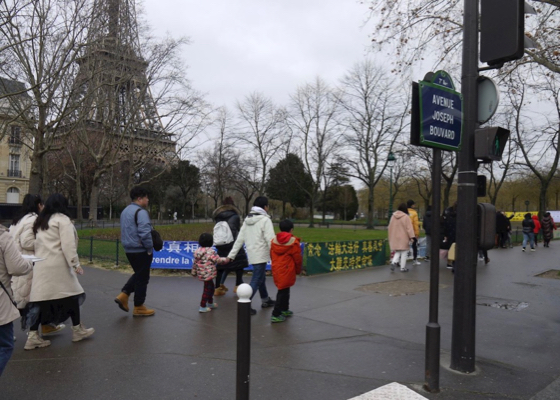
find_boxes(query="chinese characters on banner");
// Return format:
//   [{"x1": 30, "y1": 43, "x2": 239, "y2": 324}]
[{"x1": 306, "y1": 240, "x2": 386, "y2": 275}]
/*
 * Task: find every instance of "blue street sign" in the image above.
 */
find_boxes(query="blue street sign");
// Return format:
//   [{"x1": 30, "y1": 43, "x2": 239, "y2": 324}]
[{"x1": 418, "y1": 74, "x2": 463, "y2": 151}]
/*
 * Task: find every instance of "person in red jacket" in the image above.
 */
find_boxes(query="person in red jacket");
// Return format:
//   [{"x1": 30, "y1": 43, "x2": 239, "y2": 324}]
[
  {"x1": 532, "y1": 214, "x2": 542, "y2": 246},
  {"x1": 270, "y1": 219, "x2": 302, "y2": 323}
]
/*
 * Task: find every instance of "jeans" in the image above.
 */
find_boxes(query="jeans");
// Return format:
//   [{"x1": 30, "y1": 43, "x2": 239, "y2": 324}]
[
  {"x1": 0, "y1": 322, "x2": 14, "y2": 377},
  {"x1": 425, "y1": 235, "x2": 431, "y2": 258},
  {"x1": 272, "y1": 287, "x2": 290, "y2": 317},
  {"x1": 411, "y1": 238, "x2": 418, "y2": 260},
  {"x1": 249, "y1": 262, "x2": 269, "y2": 301},
  {"x1": 522, "y1": 232, "x2": 535, "y2": 249},
  {"x1": 123, "y1": 252, "x2": 153, "y2": 306}
]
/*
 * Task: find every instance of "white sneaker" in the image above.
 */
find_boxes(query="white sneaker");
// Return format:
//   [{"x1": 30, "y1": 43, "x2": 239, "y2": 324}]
[
  {"x1": 413, "y1": 260, "x2": 421, "y2": 265},
  {"x1": 24, "y1": 331, "x2": 51, "y2": 350},
  {"x1": 71, "y1": 324, "x2": 95, "y2": 342}
]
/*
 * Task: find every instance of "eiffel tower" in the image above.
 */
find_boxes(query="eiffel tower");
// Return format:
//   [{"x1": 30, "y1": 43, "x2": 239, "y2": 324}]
[{"x1": 68, "y1": 0, "x2": 175, "y2": 167}]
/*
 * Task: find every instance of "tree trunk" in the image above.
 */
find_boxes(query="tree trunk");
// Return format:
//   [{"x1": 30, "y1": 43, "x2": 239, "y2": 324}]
[
  {"x1": 75, "y1": 150, "x2": 83, "y2": 221},
  {"x1": 89, "y1": 180, "x2": 101, "y2": 224},
  {"x1": 539, "y1": 181, "x2": 549, "y2": 218},
  {"x1": 308, "y1": 198, "x2": 315, "y2": 228},
  {"x1": 367, "y1": 184, "x2": 374, "y2": 229}
]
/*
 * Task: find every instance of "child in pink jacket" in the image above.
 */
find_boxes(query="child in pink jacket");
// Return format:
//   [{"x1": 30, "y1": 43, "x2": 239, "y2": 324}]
[{"x1": 192, "y1": 233, "x2": 226, "y2": 313}]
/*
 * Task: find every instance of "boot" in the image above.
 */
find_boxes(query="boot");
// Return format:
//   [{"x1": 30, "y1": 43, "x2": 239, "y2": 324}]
[
  {"x1": 41, "y1": 323, "x2": 66, "y2": 336},
  {"x1": 24, "y1": 331, "x2": 51, "y2": 350},
  {"x1": 214, "y1": 286, "x2": 226, "y2": 296},
  {"x1": 71, "y1": 324, "x2": 95, "y2": 342},
  {"x1": 114, "y1": 292, "x2": 129, "y2": 312},
  {"x1": 220, "y1": 284, "x2": 229, "y2": 292},
  {"x1": 133, "y1": 305, "x2": 155, "y2": 317}
]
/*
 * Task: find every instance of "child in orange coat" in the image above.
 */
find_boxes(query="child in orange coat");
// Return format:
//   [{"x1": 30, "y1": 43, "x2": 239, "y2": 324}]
[{"x1": 270, "y1": 219, "x2": 302, "y2": 323}]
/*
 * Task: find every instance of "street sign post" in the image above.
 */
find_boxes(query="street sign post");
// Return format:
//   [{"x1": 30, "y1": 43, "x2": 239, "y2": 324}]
[{"x1": 418, "y1": 71, "x2": 463, "y2": 151}]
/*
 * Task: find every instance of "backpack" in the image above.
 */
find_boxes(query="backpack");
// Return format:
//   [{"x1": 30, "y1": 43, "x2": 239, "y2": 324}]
[
  {"x1": 134, "y1": 208, "x2": 163, "y2": 251},
  {"x1": 213, "y1": 221, "x2": 234, "y2": 246}
]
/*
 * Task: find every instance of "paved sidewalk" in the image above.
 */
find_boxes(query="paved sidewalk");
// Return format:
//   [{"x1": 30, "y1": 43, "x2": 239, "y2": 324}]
[{"x1": 3, "y1": 244, "x2": 560, "y2": 400}]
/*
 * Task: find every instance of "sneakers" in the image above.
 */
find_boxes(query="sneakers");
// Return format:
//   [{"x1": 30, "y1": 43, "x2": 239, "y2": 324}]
[
  {"x1": 522, "y1": 248, "x2": 526, "y2": 252},
  {"x1": 250, "y1": 308, "x2": 257, "y2": 315},
  {"x1": 115, "y1": 292, "x2": 129, "y2": 312},
  {"x1": 199, "y1": 306, "x2": 211, "y2": 313},
  {"x1": 271, "y1": 314, "x2": 286, "y2": 323},
  {"x1": 41, "y1": 323, "x2": 65, "y2": 336},
  {"x1": 412, "y1": 260, "x2": 421, "y2": 265},
  {"x1": 531, "y1": 248, "x2": 535, "y2": 252},
  {"x1": 71, "y1": 324, "x2": 94, "y2": 342},
  {"x1": 400, "y1": 268, "x2": 409, "y2": 272},
  {"x1": 133, "y1": 305, "x2": 155, "y2": 317},
  {"x1": 485, "y1": 258, "x2": 490, "y2": 264},
  {"x1": 390, "y1": 263, "x2": 396, "y2": 271},
  {"x1": 24, "y1": 331, "x2": 51, "y2": 350},
  {"x1": 207, "y1": 302, "x2": 218, "y2": 309},
  {"x1": 281, "y1": 310, "x2": 294, "y2": 317},
  {"x1": 446, "y1": 264, "x2": 453, "y2": 269},
  {"x1": 424, "y1": 257, "x2": 430, "y2": 262},
  {"x1": 261, "y1": 298, "x2": 276, "y2": 308}
]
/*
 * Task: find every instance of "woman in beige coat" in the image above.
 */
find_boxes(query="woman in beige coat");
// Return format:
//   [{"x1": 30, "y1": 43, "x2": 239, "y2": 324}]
[
  {"x1": 27, "y1": 193, "x2": 94, "y2": 345},
  {"x1": 9, "y1": 194, "x2": 65, "y2": 348},
  {"x1": 388, "y1": 203, "x2": 416, "y2": 272}
]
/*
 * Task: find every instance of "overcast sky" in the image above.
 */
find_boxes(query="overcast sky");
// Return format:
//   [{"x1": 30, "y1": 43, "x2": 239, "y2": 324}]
[{"x1": 142, "y1": 0, "x2": 374, "y2": 110}]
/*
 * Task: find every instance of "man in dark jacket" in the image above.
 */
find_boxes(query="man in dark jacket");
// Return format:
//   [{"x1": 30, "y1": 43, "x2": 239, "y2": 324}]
[
  {"x1": 495, "y1": 211, "x2": 510, "y2": 248},
  {"x1": 522, "y1": 213, "x2": 536, "y2": 252}
]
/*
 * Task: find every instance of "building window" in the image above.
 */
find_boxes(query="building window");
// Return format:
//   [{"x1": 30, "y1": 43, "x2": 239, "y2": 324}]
[
  {"x1": 7, "y1": 187, "x2": 19, "y2": 204},
  {"x1": 8, "y1": 154, "x2": 21, "y2": 177},
  {"x1": 9, "y1": 126, "x2": 21, "y2": 145}
]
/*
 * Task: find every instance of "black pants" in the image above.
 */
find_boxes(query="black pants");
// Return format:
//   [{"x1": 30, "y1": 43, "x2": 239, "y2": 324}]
[
  {"x1": 123, "y1": 252, "x2": 153, "y2": 306},
  {"x1": 272, "y1": 287, "x2": 290, "y2": 317},
  {"x1": 216, "y1": 269, "x2": 244, "y2": 287},
  {"x1": 412, "y1": 238, "x2": 418, "y2": 260}
]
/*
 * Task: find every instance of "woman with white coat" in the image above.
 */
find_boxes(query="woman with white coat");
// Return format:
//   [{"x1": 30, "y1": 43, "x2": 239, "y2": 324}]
[
  {"x1": 388, "y1": 203, "x2": 416, "y2": 272},
  {"x1": 9, "y1": 194, "x2": 65, "y2": 349},
  {"x1": 0, "y1": 225, "x2": 33, "y2": 376},
  {"x1": 26, "y1": 193, "x2": 94, "y2": 345}
]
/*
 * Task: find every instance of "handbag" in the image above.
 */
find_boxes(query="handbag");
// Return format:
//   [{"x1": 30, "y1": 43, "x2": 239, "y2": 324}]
[
  {"x1": 448, "y1": 242, "x2": 457, "y2": 262},
  {"x1": 134, "y1": 209, "x2": 163, "y2": 251}
]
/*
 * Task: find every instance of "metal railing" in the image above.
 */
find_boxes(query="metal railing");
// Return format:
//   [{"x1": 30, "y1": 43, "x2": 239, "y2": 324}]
[{"x1": 7, "y1": 169, "x2": 22, "y2": 177}]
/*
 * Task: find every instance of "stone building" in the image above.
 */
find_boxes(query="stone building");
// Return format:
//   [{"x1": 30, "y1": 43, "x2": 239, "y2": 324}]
[{"x1": 0, "y1": 78, "x2": 32, "y2": 203}]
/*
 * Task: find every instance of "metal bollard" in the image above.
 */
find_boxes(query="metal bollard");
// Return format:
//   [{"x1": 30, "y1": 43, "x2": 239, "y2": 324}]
[{"x1": 236, "y1": 283, "x2": 252, "y2": 400}]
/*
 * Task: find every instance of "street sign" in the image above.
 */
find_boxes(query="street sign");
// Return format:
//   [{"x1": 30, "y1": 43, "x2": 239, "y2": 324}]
[{"x1": 418, "y1": 72, "x2": 463, "y2": 151}]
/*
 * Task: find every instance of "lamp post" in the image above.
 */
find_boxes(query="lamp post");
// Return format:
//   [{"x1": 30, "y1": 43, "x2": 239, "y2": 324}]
[
  {"x1": 525, "y1": 200, "x2": 530, "y2": 212},
  {"x1": 387, "y1": 152, "x2": 396, "y2": 223}
]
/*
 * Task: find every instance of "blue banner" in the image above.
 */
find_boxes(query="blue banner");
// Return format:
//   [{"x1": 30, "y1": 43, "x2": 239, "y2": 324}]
[{"x1": 151, "y1": 241, "x2": 271, "y2": 270}]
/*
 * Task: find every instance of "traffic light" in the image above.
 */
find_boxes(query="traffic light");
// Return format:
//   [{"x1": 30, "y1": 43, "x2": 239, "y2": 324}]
[
  {"x1": 480, "y1": 0, "x2": 537, "y2": 66},
  {"x1": 474, "y1": 127, "x2": 510, "y2": 162},
  {"x1": 478, "y1": 203, "x2": 496, "y2": 251}
]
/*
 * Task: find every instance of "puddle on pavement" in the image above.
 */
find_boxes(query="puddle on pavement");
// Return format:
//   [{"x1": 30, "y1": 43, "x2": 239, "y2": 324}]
[{"x1": 476, "y1": 296, "x2": 529, "y2": 311}]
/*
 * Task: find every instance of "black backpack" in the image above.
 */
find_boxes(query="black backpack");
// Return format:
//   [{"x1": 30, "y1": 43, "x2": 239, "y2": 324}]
[{"x1": 134, "y1": 208, "x2": 163, "y2": 251}]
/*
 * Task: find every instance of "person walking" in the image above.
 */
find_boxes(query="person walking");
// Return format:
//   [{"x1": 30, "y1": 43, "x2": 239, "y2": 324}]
[
  {"x1": 541, "y1": 212, "x2": 556, "y2": 248},
  {"x1": 191, "y1": 233, "x2": 226, "y2": 313},
  {"x1": 0, "y1": 225, "x2": 33, "y2": 376},
  {"x1": 522, "y1": 213, "x2": 536, "y2": 252},
  {"x1": 211, "y1": 197, "x2": 247, "y2": 296},
  {"x1": 9, "y1": 194, "x2": 65, "y2": 346},
  {"x1": 28, "y1": 193, "x2": 94, "y2": 345},
  {"x1": 496, "y1": 211, "x2": 510, "y2": 248},
  {"x1": 407, "y1": 200, "x2": 421, "y2": 265},
  {"x1": 270, "y1": 220, "x2": 302, "y2": 323},
  {"x1": 423, "y1": 205, "x2": 432, "y2": 262},
  {"x1": 442, "y1": 202, "x2": 458, "y2": 270},
  {"x1": 226, "y1": 196, "x2": 275, "y2": 315},
  {"x1": 115, "y1": 186, "x2": 155, "y2": 317},
  {"x1": 388, "y1": 203, "x2": 416, "y2": 272},
  {"x1": 532, "y1": 215, "x2": 541, "y2": 247}
]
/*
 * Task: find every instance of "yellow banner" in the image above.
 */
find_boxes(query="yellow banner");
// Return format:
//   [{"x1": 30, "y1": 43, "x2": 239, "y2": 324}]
[{"x1": 504, "y1": 212, "x2": 538, "y2": 222}]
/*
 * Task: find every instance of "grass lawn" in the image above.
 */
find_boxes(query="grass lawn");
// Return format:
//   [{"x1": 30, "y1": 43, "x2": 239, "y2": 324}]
[{"x1": 77, "y1": 223, "x2": 389, "y2": 243}]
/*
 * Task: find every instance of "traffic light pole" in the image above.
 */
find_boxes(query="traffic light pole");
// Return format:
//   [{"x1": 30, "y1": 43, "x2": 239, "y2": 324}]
[{"x1": 450, "y1": 0, "x2": 479, "y2": 374}]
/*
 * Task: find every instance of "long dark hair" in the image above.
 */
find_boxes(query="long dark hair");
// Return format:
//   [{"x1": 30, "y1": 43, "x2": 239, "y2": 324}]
[
  {"x1": 397, "y1": 203, "x2": 408, "y2": 214},
  {"x1": 33, "y1": 193, "x2": 71, "y2": 234},
  {"x1": 12, "y1": 194, "x2": 43, "y2": 225}
]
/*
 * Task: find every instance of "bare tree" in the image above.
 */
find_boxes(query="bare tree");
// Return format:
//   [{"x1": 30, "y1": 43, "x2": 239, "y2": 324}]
[
  {"x1": 0, "y1": 0, "x2": 92, "y2": 194},
  {"x1": 234, "y1": 92, "x2": 286, "y2": 194},
  {"x1": 288, "y1": 77, "x2": 341, "y2": 227},
  {"x1": 336, "y1": 61, "x2": 409, "y2": 228}
]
